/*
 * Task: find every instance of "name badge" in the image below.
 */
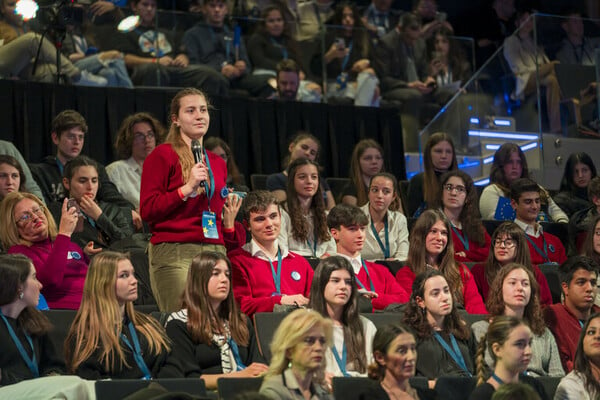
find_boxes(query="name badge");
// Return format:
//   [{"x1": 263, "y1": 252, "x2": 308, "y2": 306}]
[
  {"x1": 220, "y1": 187, "x2": 229, "y2": 199},
  {"x1": 548, "y1": 244, "x2": 555, "y2": 253},
  {"x1": 67, "y1": 251, "x2": 82, "y2": 260},
  {"x1": 202, "y1": 211, "x2": 219, "y2": 239},
  {"x1": 291, "y1": 271, "x2": 301, "y2": 281}
]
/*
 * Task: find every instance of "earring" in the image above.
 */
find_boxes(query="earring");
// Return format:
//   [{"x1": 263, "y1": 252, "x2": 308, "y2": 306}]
[{"x1": 18, "y1": 291, "x2": 24, "y2": 300}]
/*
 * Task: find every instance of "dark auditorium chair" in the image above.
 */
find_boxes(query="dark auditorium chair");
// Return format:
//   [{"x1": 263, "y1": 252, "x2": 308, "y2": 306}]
[
  {"x1": 332, "y1": 377, "x2": 377, "y2": 400},
  {"x1": 434, "y1": 376, "x2": 477, "y2": 400},
  {"x1": 43, "y1": 309, "x2": 77, "y2": 358},
  {"x1": 538, "y1": 263, "x2": 563, "y2": 304},
  {"x1": 305, "y1": 257, "x2": 321, "y2": 270},
  {"x1": 460, "y1": 313, "x2": 488, "y2": 329},
  {"x1": 325, "y1": 177, "x2": 351, "y2": 204},
  {"x1": 482, "y1": 220, "x2": 503, "y2": 237},
  {"x1": 253, "y1": 312, "x2": 286, "y2": 363},
  {"x1": 217, "y1": 376, "x2": 263, "y2": 400},
  {"x1": 375, "y1": 260, "x2": 405, "y2": 277},
  {"x1": 250, "y1": 174, "x2": 269, "y2": 191},
  {"x1": 540, "y1": 222, "x2": 569, "y2": 251},
  {"x1": 362, "y1": 312, "x2": 403, "y2": 329},
  {"x1": 95, "y1": 379, "x2": 206, "y2": 400},
  {"x1": 537, "y1": 376, "x2": 562, "y2": 399}
]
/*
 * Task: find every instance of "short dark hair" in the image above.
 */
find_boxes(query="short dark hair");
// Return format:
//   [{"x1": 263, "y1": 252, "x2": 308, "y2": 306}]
[
  {"x1": 241, "y1": 190, "x2": 279, "y2": 222},
  {"x1": 276, "y1": 59, "x2": 300, "y2": 76},
  {"x1": 63, "y1": 155, "x2": 98, "y2": 181},
  {"x1": 51, "y1": 110, "x2": 88, "y2": 137},
  {"x1": 559, "y1": 255, "x2": 600, "y2": 285},
  {"x1": 327, "y1": 204, "x2": 368, "y2": 230},
  {"x1": 509, "y1": 178, "x2": 540, "y2": 201}
]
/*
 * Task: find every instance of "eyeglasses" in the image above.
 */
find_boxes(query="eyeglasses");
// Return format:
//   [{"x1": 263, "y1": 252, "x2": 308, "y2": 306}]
[
  {"x1": 303, "y1": 336, "x2": 327, "y2": 346},
  {"x1": 443, "y1": 184, "x2": 466, "y2": 194},
  {"x1": 493, "y1": 238, "x2": 516, "y2": 248},
  {"x1": 15, "y1": 206, "x2": 45, "y2": 226},
  {"x1": 133, "y1": 131, "x2": 155, "y2": 143}
]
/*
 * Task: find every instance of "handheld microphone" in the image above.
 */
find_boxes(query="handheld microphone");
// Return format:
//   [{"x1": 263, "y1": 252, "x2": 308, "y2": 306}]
[{"x1": 191, "y1": 139, "x2": 206, "y2": 189}]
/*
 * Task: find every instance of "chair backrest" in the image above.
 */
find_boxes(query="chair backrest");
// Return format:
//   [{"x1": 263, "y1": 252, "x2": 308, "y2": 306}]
[
  {"x1": 434, "y1": 376, "x2": 477, "y2": 400},
  {"x1": 460, "y1": 313, "x2": 488, "y2": 328},
  {"x1": 398, "y1": 180, "x2": 410, "y2": 217},
  {"x1": 95, "y1": 378, "x2": 206, "y2": 400},
  {"x1": 361, "y1": 312, "x2": 403, "y2": 330},
  {"x1": 482, "y1": 219, "x2": 503, "y2": 237},
  {"x1": 43, "y1": 309, "x2": 77, "y2": 360},
  {"x1": 540, "y1": 222, "x2": 568, "y2": 251},
  {"x1": 217, "y1": 376, "x2": 264, "y2": 400},
  {"x1": 538, "y1": 263, "x2": 563, "y2": 304},
  {"x1": 253, "y1": 312, "x2": 287, "y2": 363},
  {"x1": 332, "y1": 377, "x2": 376, "y2": 400},
  {"x1": 374, "y1": 260, "x2": 404, "y2": 277},
  {"x1": 325, "y1": 177, "x2": 351, "y2": 204},
  {"x1": 536, "y1": 376, "x2": 562, "y2": 399},
  {"x1": 250, "y1": 174, "x2": 269, "y2": 191}
]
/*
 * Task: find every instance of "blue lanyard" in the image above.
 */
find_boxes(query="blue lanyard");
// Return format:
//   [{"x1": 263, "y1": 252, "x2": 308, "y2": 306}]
[
  {"x1": 451, "y1": 225, "x2": 469, "y2": 251},
  {"x1": 331, "y1": 342, "x2": 350, "y2": 377},
  {"x1": 306, "y1": 233, "x2": 318, "y2": 258},
  {"x1": 268, "y1": 249, "x2": 283, "y2": 295},
  {"x1": 120, "y1": 321, "x2": 152, "y2": 380},
  {"x1": 341, "y1": 41, "x2": 353, "y2": 71},
  {"x1": 433, "y1": 331, "x2": 471, "y2": 377},
  {"x1": 355, "y1": 260, "x2": 375, "y2": 293},
  {"x1": 56, "y1": 159, "x2": 64, "y2": 176},
  {"x1": 0, "y1": 312, "x2": 39, "y2": 378},
  {"x1": 270, "y1": 37, "x2": 288, "y2": 60},
  {"x1": 524, "y1": 233, "x2": 550, "y2": 263},
  {"x1": 370, "y1": 216, "x2": 390, "y2": 259},
  {"x1": 579, "y1": 320, "x2": 585, "y2": 328},
  {"x1": 228, "y1": 338, "x2": 247, "y2": 371},
  {"x1": 203, "y1": 148, "x2": 216, "y2": 211}
]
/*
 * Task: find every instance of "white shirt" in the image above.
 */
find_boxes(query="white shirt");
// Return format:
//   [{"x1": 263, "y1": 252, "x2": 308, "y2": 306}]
[
  {"x1": 325, "y1": 316, "x2": 376, "y2": 377},
  {"x1": 242, "y1": 238, "x2": 290, "y2": 261},
  {"x1": 278, "y1": 209, "x2": 336, "y2": 258},
  {"x1": 514, "y1": 218, "x2": 543, "y2": 238},
  {"x1": 106, "y1": 157, "x2": 142, "y2": 209},
  {"x1": 360, "y1": 203, "x2": 409, "y2": 261}
]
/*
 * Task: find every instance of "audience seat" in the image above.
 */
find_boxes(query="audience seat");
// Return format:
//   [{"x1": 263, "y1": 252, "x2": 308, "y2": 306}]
[
  {"x1": 538, "y1": 263, "x2": 563, "y2": 304},
  {"x1": 537, "y1": 376, "x2": 562, "y2": 399},
  {"x1": 375, "y1": 260, "x2": 405, "y2": 277},
  {"x1": 332, "y1": 377, "x2": 429, "y2": 400},
  {"x1": 43, "y1": 309, "x2": 77, "y2": 359},
  {"x1": 540, "y1": 222, "x2": 569, "y2": 251},
  {"x1": 460, "y1": 313, "x2": 488, "y2": 329},
  {"x1": 250, "y1": 174, "x2": 269, "y2": 191},
  {"x1": 482, "y1": 220, "x2": 503, "y2": 237},
  {"x1": 362, "y1": 312, "x2": 403, "y2": 329},
  {"x1": 95, "y1": 378, "x2": 206, "y2": 400},
  {"x1": 217, "y1": 376, "x2": 263, "y2": 400},
  {"x1": 305, "y1": 257, "x2": 321, "y2": 270},
  {"x1": 434, "y1": 376, "x2": 477, "y2": 400},
  {"x1": 253, "y1": 312, "x2": 287, "y2": 363},
  {"x1": 325, "y1": 177, "x2": 351, "y2": 204}
]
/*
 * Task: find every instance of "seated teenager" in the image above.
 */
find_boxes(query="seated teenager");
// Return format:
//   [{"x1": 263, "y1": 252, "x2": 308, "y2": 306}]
[
  {"x1": 554, "y1": 312, "x2": 600, "y2": 400},
  {"x1": 396, "y1": 209, "x2": 487, "y2": 314},
  {"x1": 65, "y1": 251, "x2": 170, "y2": 379},
  {"x1": 341, "y1": 139, "x2": 385, "y2": 207},
  {"x1": 469, "y1": 316, "x2": 548, "y2": 400},
  {"x1": 569, "y1": 177, "x2": 600, "y2": 255},
  {"x1": 279, "y1": 158, "x2": 336, "y2": 258},
  {"x1": 0, "y1": 193, "x2": 92, "y2": 310},
  {"x1": 471, "y1": 222, "x2": 552, "y2": 305},
  {"x1": 403, "y1": 269, "x2": 476, "y2": 379},
  {"x1": 0, "y1": 154, "x2": 40, "y2": 202},
  {"x1": 0, "y1": 141, "x2": 44, "y2": 201},
  {"x1": 471, "y1": 263, "x2": 564, "y2": 377},
  {"x1": 554, "y1": 152, "x2": 597, "y2": 219},
  {"x1": 0, "y1": 254, "x2": 94, "y2": 398},
  {"x1": 160, "y1": 252, "x2": 267, "y2": 388},
  {"x1": 437, "y1": 170, "x2": 490, "y2": 263},
  {"x1": 309, "y1": 256, "x2": 376, "y2": 378},
  {"x1": 50, "y1": 156, "x2": 134, "y2": 250},
  {"x1": 510, "y1": 178, "x2": 567, "y2": 265},
  {"x1": 360, "y1": 173, "x2": 409, "y2": 261},
  {"x1": 544, "y1": 256, "x2": 600, "y2": 373},
  {"x1": 229, "y1": 191, "x2": 313, "y2": 317},
  {"x1": 327, "y1": 204, "x2": 409, "y2": 311}
]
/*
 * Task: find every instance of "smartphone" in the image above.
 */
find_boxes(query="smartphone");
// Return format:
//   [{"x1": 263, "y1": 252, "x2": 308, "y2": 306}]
[
  {"x1": 67, "y1": 198, "x2": 84, "y2": 232},
  {"x1": 335, "y1": 37, "x2": 345, "y2": 50}
]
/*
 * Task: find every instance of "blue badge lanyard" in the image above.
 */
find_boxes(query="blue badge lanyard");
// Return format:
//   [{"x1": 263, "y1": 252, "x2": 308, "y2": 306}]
[
  {"x1": 269, "y1": 249, "x2": 283, "y2": 295},
  {"x1": 306, "y1": 232, "x2": 318, "y2": 258},
  {"x1": 331, "y1": 341, "x2": 350, "y2": 377},
  {"x1": 227, "y1": 337, "x2": 247, "y2": 371},
  {"x1": 451, "y1": 225, "x2": 469, "y2": 251},
  {"x1": 370, "y1": 217, "x2": 390, "y2": 259},
  {"x1": 0, "y1": 312, "x2": 39, "y2": 378},
  {"x1": 524, "y1": 233, "x2": 550, "y2": 263},
  {"x1": 270, "y1": 37, "x2": 288, "y2": 60},
  {"x1": 120, "y1": 321, "x2": 152, "y2": 380},
  {"x1": 356, "y1": 260, "x2": 375, "y2": 293},
  {"x1": 341, "y1": 41, "x2": 353, "y2": 72},
  {"x1": 579, "y1": 320, "x2": 585, "y2": 328},
  {"x1": 202, "y1": 148, "x2": 216, "y2": 211},
  {"x1": 433, "y1": 331, "x2": 471, "y2": 377}
]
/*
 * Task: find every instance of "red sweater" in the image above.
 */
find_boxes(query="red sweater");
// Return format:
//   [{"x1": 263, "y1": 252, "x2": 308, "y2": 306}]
[
  {"x1": 8, "y1": 235, "x2": 88, "y2": 309},
  {"x1": 524, "y1": 232, "x2": 567, "y2": 266},
  {"x1": 229, "y1": 247, "x2": 313, "y2": 317},
  {"x1": 451, "y1": 226, "x2": 491, "y2": 263},
  {"x1": 544, "y1": 303, "x2": 600, "y2": 373},
  {"x1": 471, "y1": 263, "x2": 553, "y2": 306},
  {"x1": 395, "y1": 264, "x2": 488, "y2": 314},
  {"x1": 359, "y1": 260, "x2": 410, "y2": 310},
  {"x1": 140, "y1": 144, "x2": 232, "y2": 246}
]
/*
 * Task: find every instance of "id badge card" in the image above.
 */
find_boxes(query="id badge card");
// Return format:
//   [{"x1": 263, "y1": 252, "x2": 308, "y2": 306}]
[{"x1": 202, "y1": 211, "x2": 219, "y2": 239}]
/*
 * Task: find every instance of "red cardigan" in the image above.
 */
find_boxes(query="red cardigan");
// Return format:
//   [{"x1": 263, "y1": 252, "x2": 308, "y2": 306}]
[
  {"x1": 359, "y1": 260, "x2": 410, "y2": 311},
  {"x1": 451, "y1": 226, "x2": 491, "y2": 263}
]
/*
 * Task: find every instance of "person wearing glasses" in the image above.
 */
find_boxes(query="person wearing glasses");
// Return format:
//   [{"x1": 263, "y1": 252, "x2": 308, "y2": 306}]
[
  {"x1": 259, "y1": 309, "x2": 334, "y2": 399},
  {"x1": 0, "y1": 192, "x2": 93, "y2": 309},
  {"x1": 471, "y1": 222, "x2": 552, "y2": 305},
  {"x1": 436, "y1": 170, "x2": 490, "y2": 263},
  {"x1": 107, "y1": 112, "x2": 166, "y2": 212}
]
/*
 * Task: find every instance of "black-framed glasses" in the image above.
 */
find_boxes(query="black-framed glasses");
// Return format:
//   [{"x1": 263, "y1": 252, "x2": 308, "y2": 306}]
[
  {"x1": 443, "y1": 184, "x2": 466, "y2": 194},
  {"x1": 493, "y1": 238, "x2": 516, "y2": 248}
]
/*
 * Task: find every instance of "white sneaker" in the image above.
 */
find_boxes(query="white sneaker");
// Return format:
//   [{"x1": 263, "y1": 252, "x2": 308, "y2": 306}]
[{"x1": 73, "y1": 70, "x2": 108, "y2": 87}]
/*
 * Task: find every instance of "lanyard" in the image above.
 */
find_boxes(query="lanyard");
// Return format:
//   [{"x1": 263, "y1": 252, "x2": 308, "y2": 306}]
[
  {"x1": 331, "y1": 342, "x2": 350, "y2": 377},
  {"x1": 306, "y1": 233, "x2": 318, "y2": 258},
  {"x1": 0, "y1": 312, "x2": 39, "y2": 378},
  {"x1": 268, "y1": 249, "x2": 283, "y2": 295},
  {"x1": 370, "y1": 217, "x2": 390, "y2": 259},
  {"x1": 56, "y1": 159, "x2": 64, "y2": 176},
  {"x1": 341, "y1": 41, "x2": 353, "y2": 72},
  {"x1": 524, "y1": 233, "x2": 550, "y2": 263},
  {"x1": 355, "y1": 260, "x2": 375, "y2": 293},
  {"x1": 203, "y1": 147, "x2": 216, "y2": 211},
  {"x1": 120, "y1": 321, "x2": 152, "y2": 380},
  {"x1": 227, "y1": 338, "x2": 247, "y2": 371},
  {"x1": 451, "y1": 225, "x2": 469, "y2": 251},
  {"x1": 270, "y1": 37, "x2": 288, "y2": 60},
  {"x1": 433, "y1": 331, "x2": 471, "y2": 377}
]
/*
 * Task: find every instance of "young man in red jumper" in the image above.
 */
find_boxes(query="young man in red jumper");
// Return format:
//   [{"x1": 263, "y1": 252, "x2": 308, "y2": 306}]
[
  {"x1": 327, "y1": 204, "x2": 409, "y2": 311},
  {"x1": 510, "y1": 178, "x2": 567, "y2": 265},
  {"x1": 229, "y1": 191, "x2": 312, "y2": 317}
]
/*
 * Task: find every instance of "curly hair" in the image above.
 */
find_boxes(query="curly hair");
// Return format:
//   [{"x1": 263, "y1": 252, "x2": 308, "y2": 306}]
[
  {"x1": 485, "y1": 263, "x2": 545, "y2": 336},
  {"x1": 489, "y1": 143, "x2": 529, "y2": 195},
  {"x1": 114, "y1": 112, "x2": 165, "y2": 160},
  {"x1": 402, "y1": 269, "x2": 470, "y2": 340}
]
